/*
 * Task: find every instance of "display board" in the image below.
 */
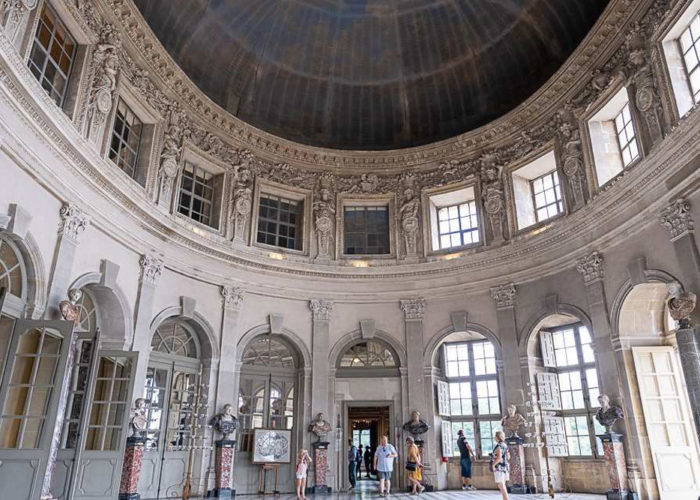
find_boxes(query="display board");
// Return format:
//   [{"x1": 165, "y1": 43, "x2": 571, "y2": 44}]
[{"x1": 252, "y1": 428, "x2": 292, "y2": 464}]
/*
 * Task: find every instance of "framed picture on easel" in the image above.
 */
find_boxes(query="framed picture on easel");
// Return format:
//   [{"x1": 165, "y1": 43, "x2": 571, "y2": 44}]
[{"x1": 252, "y1": 428, "x2": 292, "y2": 464}]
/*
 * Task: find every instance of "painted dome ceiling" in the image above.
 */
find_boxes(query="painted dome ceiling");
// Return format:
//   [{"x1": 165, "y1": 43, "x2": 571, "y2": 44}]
[{"x1": 134, "y1": 0, "x2": 610, "y2": 151}]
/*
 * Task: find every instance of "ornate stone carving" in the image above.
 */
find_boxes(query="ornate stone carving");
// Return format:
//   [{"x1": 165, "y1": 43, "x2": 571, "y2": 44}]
[
  {"x1": 402, "y1": 410, "x2": 430, "y2": 437},
  {"x1": 230, "y1": 154, "x2": 253, "y2": 242},
  {"x1": 309, "y1": 412, "x2": 332, "y2": 441},
  {"x1": 490, "y1": 283, "x2": 516, "y2": 308},
  {"x1": 128, "y1": 398, "x2": 148, "y2": 438},
  {"x1": 139, "y1": 254, "x2": 163, "y2": 285},
  {"x1": 209, "y1": 403, "x2": 238, "y2": 440},
  {"x1": 556, "y1": 108, "x2": 586, "y2": 210},
  {"x1": 0, "y1": 0, "x2": 36, "y2": 43},
  {"x1": 85, "y1": 23, "x2": 120, "y2": 142},
  {"x1": 313, "y1": 174, "x2": 335, "y2": 260},
  {"x1": 659, "y1": 198, "x2": 693, "y2": 240},
  {"x1": 480, "y1": 154, "x2": 507, "y2": 244},
  {"x1": 309, "y1": 299, "x2": 333, "y2": 321},
  {"x1": 400, "y1": 298, "x2": 425, "y2": 320},
  {"x1": 221, "y1": 285, "x2": 244, "y2": 311},
  {"x1": 59, "y1": 204, "x2": 89, "y2": 241},
  {"x1": 576, "y1": 251, "x2": 604, "y2": 284},
  {"x1": 59, "y1": 288, "x2": 82, "y2": 324},
  {"x1": 398, "y1": 174, "x2": 420, "y2": 259},
  {"x1": 157, "y1": 106, "x2": 189, "y2": 206},
  {"x1": 667, "y1": 282, "x2": 697, "y2": 329},
  {"x1": 595, "y1": 394, "x2": 624, "y2": 433},
  {"x1": 501, "y1": 404, "x2": 526, "y2": 438}
]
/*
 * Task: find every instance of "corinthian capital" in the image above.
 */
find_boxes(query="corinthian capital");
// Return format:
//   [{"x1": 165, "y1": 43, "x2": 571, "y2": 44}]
[
  {"x1": 59, "y1": 203, "x2": 89, "y2": 241},
  {"x1": 400, "y1": 299, "x2": 425, "y2": 320},
  {"x1": 310, "y1": 299, "x2": 333, "y2": 321},
  {"x1": 221, "y1": 285, "x2": 244, "y2": 310},
  {"x1": 576, "y1": 251, "x2": 604, "y2": 284},
  {"x1": 659, "y1": 199, "x2": 693, "y2": 241},
  {"x1": 139, "y1": 254, "x2": 163, "y2": 286},
  {"x1": 490, "y1": 283, "x2": 516, "y2": 308}
]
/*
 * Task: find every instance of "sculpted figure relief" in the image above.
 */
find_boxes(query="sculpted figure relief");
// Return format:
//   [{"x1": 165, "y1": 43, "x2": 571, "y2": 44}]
[
  {"x1": 313, "y1": 176, "x2": 335, "y2": 260},
  {"x1": 402, "y1": 410, "x2": 429, "y2": 437},
  {"x1": 86, "y1": 24, "x2": 120, "y2": 139},
  {"x1": 500, "y1": 404, "x2": 526, "y2": 438},
  {"x1": 231, "y1": 160, "x2": 253, "y2": 242},
  {"x1": 309, "y1": 412, "x2": 332, "y2": 441},
  {"x1": 667, "y1": 281, "x2": 697, "y2": 329},
  {"x1": 557, "y1": 110, "x2": 586, "y2": 209},
  {"x1": 209, "y1": 403, "x2": 238, "y2": 440},
  {"x1": 399, "y1": 178, "x2": 420, "y2": 258},
  {"x1": 480, "y1": 156, "x2": 506, "y2": 243},
  {"x1": 157, "y1": 108, "x2": 188, "y2": 205},
  {"x1": 595, "y1": 394, "x2": 624, "y2": 433}
]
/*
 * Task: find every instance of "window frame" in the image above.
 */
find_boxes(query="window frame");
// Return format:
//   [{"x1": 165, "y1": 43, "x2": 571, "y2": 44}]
[
  {"x1": 337, "y1": 193, "x2": 396, "y2": 260},
  {"x1": 423, "y1": 182, "x2": 483, "y2": 256},
  {"x1": 679, "y1": 11, "x2": 700, "y2": 105},
  {"x1": 541, "y1": 323, "x2": 602, "y2": 458},
  {"x1": 177, "y1": 162, "x2": 216, "y2": 227},
  {"x1": 108, "y1": 99, "x2": 144, "y2": 180},
  {"x1": 256, "y1": 193, "x2": 304, "y2": 252},
  {"x1": 441, "y1": 339, "x2": 502, "y2": 458},
  {"x1": 530, "y1": 170, "x2": 564, "y2": 223},
  {"x1": 613, "y1": 103, "x2": 640, "y2": 168}
]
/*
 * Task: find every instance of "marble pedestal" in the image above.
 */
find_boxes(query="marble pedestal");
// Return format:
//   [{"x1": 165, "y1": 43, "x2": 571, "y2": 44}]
[
  {"x1": 312, "y1": 441, "x2": 331, "y2": 494},
  {"x1": 413, "y1": 440, "x2": 434, "y2": 492},
  {"x1": 505, "y1": 436, "x2": 527, "y2": 494},
  {"x1": 119, "y1": 436, "x2": 146, "y2": 500},
  {"x1": 212, "y1": 439, "x2": 236, "y2": 498},
  {"x1": 598, "y1": 433, "x2": 630, "y2": 500}
]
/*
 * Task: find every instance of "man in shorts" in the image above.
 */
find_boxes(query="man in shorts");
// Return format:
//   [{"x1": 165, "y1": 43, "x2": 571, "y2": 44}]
[
  {"x1": 456, "y1": 429, "x2": 476, "y2": 490},
  {"x1": 373, "y1": 435, "x2": 398, "y2": 496}
]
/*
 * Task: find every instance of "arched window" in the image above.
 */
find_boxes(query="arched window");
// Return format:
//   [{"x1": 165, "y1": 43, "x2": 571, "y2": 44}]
[
  {"x1": 336, "y1": 339, "x2": 400, "y2": 377},
  {"x1": 151, "y1": 319, "x2": 199, "y2": 359},
  {"x1": 242, "y1": 337, "x2": 295, "y2": 367},
  {"x1": 73, "y1": 289, "x2": 97, "y2": 333},
  {"x1": 0, "y1": 237, "x2": 25, "y2": 300}
]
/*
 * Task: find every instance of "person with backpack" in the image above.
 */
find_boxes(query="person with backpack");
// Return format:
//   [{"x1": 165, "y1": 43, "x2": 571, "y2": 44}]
[
  {"x1": 491, "y1": 431, "x2": 510, "y2": 500},
  {"x1": 456, "y1": 429, "x2": 476, "y2": 490}
]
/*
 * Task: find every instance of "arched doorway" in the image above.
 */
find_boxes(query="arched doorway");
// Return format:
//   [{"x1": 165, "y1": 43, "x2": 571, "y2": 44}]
[
  {"x1": 617, "y1": 282, "x2": 700, "y2": 499},
  {"x1": 138, "y1": 317, "x2": 205, "y2": 499},
  {"x1": 235, "y1": 335, "x2": 303, "y2": 494}
]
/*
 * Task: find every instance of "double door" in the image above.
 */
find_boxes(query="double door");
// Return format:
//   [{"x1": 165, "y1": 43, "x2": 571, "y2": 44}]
[{"x1": 138, "y1": 357, "x2": 200, "y2": 499}]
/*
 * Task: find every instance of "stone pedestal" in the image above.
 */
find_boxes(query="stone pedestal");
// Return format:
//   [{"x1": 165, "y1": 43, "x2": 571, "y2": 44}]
[
  {"x1": 212, "y1": 439, "x2": 236, "y2": 498},
  {"x1": 119, "y1": 436, "x2": 146, "y2": 500},
  {"x1": 505, "y1": 436, "x2": 527, "y2": 494},
  {"x1": 312, "y1": 441, "x2": 331, "y2": 494},
  {"x1": 598, "y1": 433, "x2": 630, "y2": 500}
]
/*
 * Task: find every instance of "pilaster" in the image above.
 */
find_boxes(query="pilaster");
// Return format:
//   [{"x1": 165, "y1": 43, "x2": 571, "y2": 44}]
[
  {"x1": 489, "y1": 284, "x2": 524, "y2": 408},
  {"x1": 217, "y1": 286, "x2": 244, "y2": 406}
]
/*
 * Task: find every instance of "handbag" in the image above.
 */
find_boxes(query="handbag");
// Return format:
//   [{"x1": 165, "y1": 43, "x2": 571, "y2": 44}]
[{"x1": 405, "y1": 461, "x2": 417, "y2": 472}]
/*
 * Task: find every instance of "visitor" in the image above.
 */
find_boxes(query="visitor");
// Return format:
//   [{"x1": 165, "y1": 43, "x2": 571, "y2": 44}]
[
  {"x1": 357, "y1": 444, "x2": 364, "y2": 478},
  {"x1": 364, "y1": 445, "x2": 373, "y2": 478},
  {"x1": 373, "y1": 435, "x2": 398, "y2": 496},
  {"x1": 405, "y1": 436, "x2": 425, "y2": 495},
  {"x1": 295, "y1": 449, "x2": 312, "y2": 500},
  {"x1": 456, "y1": 429, "x2": 476, "y2": 490},
  {"x1": 348, "y1": 439, "x2": 358, "y2": 490},
  {"x1": 492, "y1": 431, "x2": 510, "y2": 500}
]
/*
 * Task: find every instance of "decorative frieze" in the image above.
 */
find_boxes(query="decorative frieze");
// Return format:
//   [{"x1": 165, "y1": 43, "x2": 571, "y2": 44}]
[
  {"x1": 400, "y1": 299, "x2": 426, "y2": 320},
  {"x1": 490, "y1": 283, "x2": 517, "y2": 308},
  {"x1": 221, "y1": 285, "x2": 244, "y2": 311},
  {"x1": 59, "y1": 204, "x2": 89, "y2": 241},
  {"x1": 659, "y1": 198, "x2": 693, "y2": 240},
  {"x1": 576, "y1": 251, "x2": 604, "y2": 284},
  {"x1": 139, "y1": 254, "x2": 163, "y2": 285},
  {"x1": 0, "y1": 0, "x2": 37, "y2": 43},
  {"x1": 309, "y1": 299, "x2": 333, "y2": 321}
]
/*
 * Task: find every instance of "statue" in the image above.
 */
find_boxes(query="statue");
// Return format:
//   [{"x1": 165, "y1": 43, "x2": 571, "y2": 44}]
[
  {"x1": 59, "y1": 288, "x2": 82, "y2": 325},
  {"x1": 157, "y1": 109, "x2": 185, "y2": 204},
  {"x1": 627, "y1": 27, "x2": 664, "y2": 146},
  {"x1": 557, "y1": 109, "x2": 586, "y2": 209},
  {"x1": 308, "y1": 412, "x2": 331, "y2": 441},
  {"x1": 500, "y1": 404, "x2": 526, "y2": 439},
  {"x1": 128, "y1": 398, "x2": 148, "y2": 438},
  {"x1": 231, "y1": 163, "x2": 253, "y2": 242},
  {"x1": 402, "y1": 410, "x2": 429, "y2": 437},
  {"x1": 667, "y1": 281, "x2": 697, "y2": 329},
  {"x1": 209, "y1": 403, "x2": 238, "y2": 440},
  {"x1": 86, "y1": 24, "x2": 120, "y2": 140},
  {"x1": 480, "y1": 156, "x2": 506, "y2": 243},
  {"x1": 399, "y1": 185, "x2": 420, "y2": 258},
  {"x1": 595, "y1": 394, "x2": 624, "y2": 433},
  {"x1": 313, "y1": 179, "x2": 335, "y2": 260}
]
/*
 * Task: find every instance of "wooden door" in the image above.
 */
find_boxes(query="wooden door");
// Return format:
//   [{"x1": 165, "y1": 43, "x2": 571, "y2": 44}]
[{"x1": 632, "y1": 346, "x2": 700, "y2": 499}]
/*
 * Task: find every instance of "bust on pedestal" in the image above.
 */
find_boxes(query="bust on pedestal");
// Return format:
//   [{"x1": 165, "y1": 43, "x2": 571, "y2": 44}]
[
  {"x1": 595, "y1": 394, "x2": 629, "y2": 500},
  {"x1": 501, "y1": 405, "x2": 527, "y2": 494},
  {"x1": 402, "y1": 411, "x2": 433, "y2": 491},
  {"x1": 119, "y1": 398, "x2": 148, "y2": 500},
  {"x1": 209, "y1": 404, "x2": 239, "y2": 499},
  {"x1": 308, "y1": 413, "x2": 332, "y2": 494}
]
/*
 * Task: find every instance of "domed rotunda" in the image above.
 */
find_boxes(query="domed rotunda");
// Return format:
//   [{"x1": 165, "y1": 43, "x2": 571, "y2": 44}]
[{"x1": 0, "y1": 0, "x2": 698, "y2": 499}]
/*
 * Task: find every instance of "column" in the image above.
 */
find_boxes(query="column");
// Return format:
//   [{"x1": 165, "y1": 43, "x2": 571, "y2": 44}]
[
  {"x1": 400, "y1": 299, "x2": 434, "y2": 485},
  {"x1": 217, "y1": 286, "x2": 244, "y2": 405},
  {"x1": 309, "y1": 299, "x2": 333, "y2": 492},
  {"x1": 489, "y1": 284, "x2": 527, "y2": 494},
  {"x1": 41, "y1": 204, "x2": 89, "y2": 500},
  {"x1": 131, "y1": 254, "x2": 163, "y2": 395},
  {"x1": 660, "y1": 199, "x2": 700, "y2": 436}
]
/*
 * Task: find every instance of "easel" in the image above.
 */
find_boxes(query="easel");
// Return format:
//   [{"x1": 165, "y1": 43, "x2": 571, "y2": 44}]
[{"x1": 258, "y1": 463, "x2": 280, "y2": 495}]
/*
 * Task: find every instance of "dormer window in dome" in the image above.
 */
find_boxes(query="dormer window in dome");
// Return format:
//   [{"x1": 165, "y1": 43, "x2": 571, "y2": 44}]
[
  {"x1": 511, "y1": 151, "x2": 564, "y2": 231},
  {"x1": 662, "y1": 3, "x2": 700, "y2": 118}
]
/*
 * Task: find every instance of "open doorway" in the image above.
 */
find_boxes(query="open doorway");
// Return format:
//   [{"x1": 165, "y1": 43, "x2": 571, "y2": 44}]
[{"x1": 348, "y1": 406, "x2": 391, "y2": 485}]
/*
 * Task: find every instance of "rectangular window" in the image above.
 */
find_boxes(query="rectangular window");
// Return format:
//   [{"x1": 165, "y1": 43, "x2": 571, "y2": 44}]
[
  {"x1": 178, "y1": 163, "x2": 214, "y2": 226},
  {"x1": 451, "y1": 421, "x2": 475, "y2": 457},
  {"x1": 344, "y1": 206, "x2": 390, "y2": 255},
  {"x1": 437, "y1": 201, "x2": 480, "y2": 250},
  {"x1": 680, "y1": 13, "x2": 700, "y2": 103},
  {"x1": 476, "y1": 380, "x2": 500, "y2": 415},
  {"x1": 558, "y1": 371, "x2": 585, "y2": 410},
  {"x1": 531, "y1": 171, "x2": 563, "y2": 223},
  {"x1": 479, "y1": 420, "x2": 502, "y2": 456},
  {"x1": 472, "y1": 341, "x2": 497, "y2": 375},
  {"x1": 445, "y1": 344, "x2": 470, "y2": 377},
  {"x1": 27, "y1": 4, "x2": 76, "y2": 107},
  {"x1": 564, "y1": 415, "x2": 593, "y2": 456},
  {"x1": 108, "y1": 101, "x2": 143, "y2": 179},
  {"x1": 614, "y1": 103, "x2": 639, "y2": 167},
  {"x1": 449, "y1": 382, "x2": 472, "y2": 416},
  {"x1": 552, "y1": 328, "x2": 579, "y2": 367},
  {"x1": 257, "y1": 194, "x2": 303, "y2": 251}
]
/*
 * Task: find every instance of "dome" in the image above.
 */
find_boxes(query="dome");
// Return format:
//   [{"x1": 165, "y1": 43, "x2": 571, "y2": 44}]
[{"x1": 133, "y1": 0, "x2": 609, "y2": 150}]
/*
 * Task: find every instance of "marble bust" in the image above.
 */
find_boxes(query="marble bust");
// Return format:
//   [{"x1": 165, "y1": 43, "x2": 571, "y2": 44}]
[
  {"x1": 59, "y1": 288, "x2": 82, "y2": 325},
  {"x1": 595, "y1": 394, "x2": 624, "y2": 433},
  {"x1": 128, "y1": 398, "x2": 148, "y2": 438},
  {"x1": 309, "y1": 412, "x2": 331, "y2": 441},
  {"x1": 501, "y1": 404, "x2": 526, "y2": 438},
  {"x1": 209, "y1": 403, "x2": 238, "y2": 440},
  {"x1": 402, "y1": 410, "x2": 429, "y2": 436}
]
